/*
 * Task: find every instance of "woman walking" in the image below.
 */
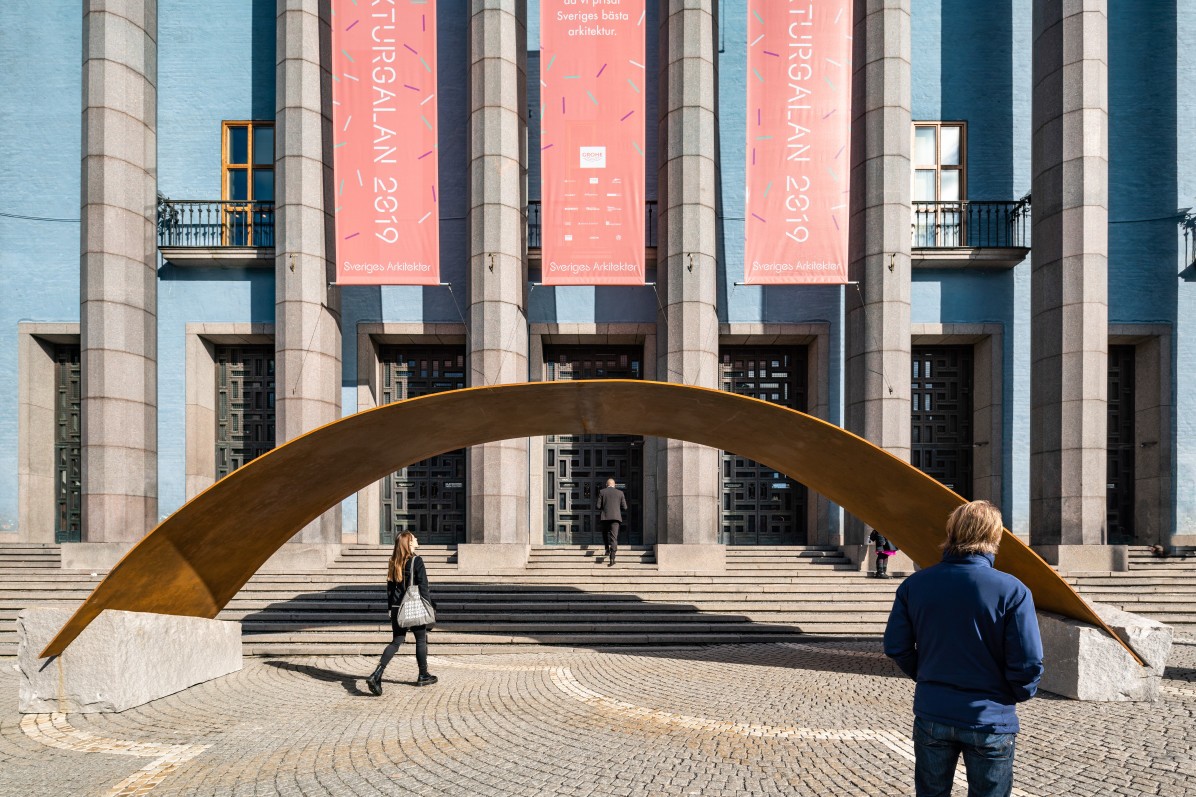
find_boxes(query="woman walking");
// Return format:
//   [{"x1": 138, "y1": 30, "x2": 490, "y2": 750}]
[{"x1": 365, "y1": 531, "x2": 438, "y2": 694}]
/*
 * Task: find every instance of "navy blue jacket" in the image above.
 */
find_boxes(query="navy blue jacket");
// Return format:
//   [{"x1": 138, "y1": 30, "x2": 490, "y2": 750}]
[{"x1": 883, "y1": 552, "x2": 1044, "y2": 734}]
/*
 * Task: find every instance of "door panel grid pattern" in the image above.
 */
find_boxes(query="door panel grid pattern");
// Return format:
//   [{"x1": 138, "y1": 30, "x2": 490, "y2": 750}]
[
  {"x1": 380, "y1": 346, "x2": 466, "y2": 545},
  {"x1": 544, "y1": 347, "x2": 643, "y2": 546},
  {"x1": 1107, "y1": 345, "x2": 1136, "y2": 544},
  {"x1": 719, "y1": 347, "x2": 809, "y2": 545},
  {"x1": 215, "y1": 346, "x2": 275, "y2": 480},
  {"x1": 911, "y1": 346, "x2": 973, "y2": 498},
  {"x1": 54, "y1": 344, "x2": 82, "y2": 543}
]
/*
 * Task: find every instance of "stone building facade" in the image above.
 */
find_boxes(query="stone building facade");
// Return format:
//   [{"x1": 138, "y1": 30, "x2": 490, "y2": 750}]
[{"x1": 2, "y1": 1, "x2": 1194, "y2": 573}]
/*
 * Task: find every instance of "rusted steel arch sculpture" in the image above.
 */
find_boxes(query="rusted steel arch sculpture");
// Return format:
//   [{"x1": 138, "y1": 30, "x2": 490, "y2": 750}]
[{"x1": 41, "y1": 379, "x2": 1129, "y2": 659}]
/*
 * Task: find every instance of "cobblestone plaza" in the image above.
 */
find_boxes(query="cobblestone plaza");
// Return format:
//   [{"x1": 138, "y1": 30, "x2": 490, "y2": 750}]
[{"x1": 3, "y1": 639, "x2": 1195, "y2": 797}]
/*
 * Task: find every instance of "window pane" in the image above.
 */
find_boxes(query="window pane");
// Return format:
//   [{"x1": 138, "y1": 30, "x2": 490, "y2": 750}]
[
  {"x1": 940, "y1": 169, "x2": 961, "y2": 201},
  {"x1": 253, "y1": 168, "x2": 274, "y2": 201},
  {"x1": 914, "y1": 127, "x2": 936, "y2": 165},
  {"x1": 253, "y1": 127, "x2": 274, "y2": 165},
  {"x1": 228, "y1": 126, "x2": 249, "y2": 164},
  {"x1": 940, "y1": 126, "x2": 961, "y2": 166},
  {"x1": 228, "y1": 169, "x2": 248, "y2": 200},
  {"x1": 914, "y1": 170, "x2": 937, "y2": 201}
]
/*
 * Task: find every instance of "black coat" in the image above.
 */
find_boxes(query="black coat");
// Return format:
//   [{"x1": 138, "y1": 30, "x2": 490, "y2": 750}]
[
  {"x1": 597, "y1": 485, "x2": 628, "y2": 522},
  {"x1": 387, "y1": 555, "x2": 436, "y2": 610},
  {"x1": 870, "y1": 530, "x2": 896, "y2": 553}
]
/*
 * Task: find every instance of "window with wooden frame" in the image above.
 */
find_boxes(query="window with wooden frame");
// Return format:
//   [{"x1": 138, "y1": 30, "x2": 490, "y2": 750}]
[
  {"x1": 221, "y1": 121, "x2": 275, "y2": 246},
  {"x1": 912, "y1": 122, "x2": 966, "y2": 247}
]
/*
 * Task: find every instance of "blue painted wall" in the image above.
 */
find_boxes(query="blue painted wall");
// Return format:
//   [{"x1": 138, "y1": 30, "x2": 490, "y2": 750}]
[
  {"x1": 0, "y1": 1, "x2": 82, "y2": 531},
  {"x1": 909, "y1": 0, "x2": 1033, "y2": 533},
  {"x1": 1108, "y1": 0, "x2": 1178, "y2": 325},
  {"x1": 155, "y1": 0, "x2": 277, "y2": 518}
]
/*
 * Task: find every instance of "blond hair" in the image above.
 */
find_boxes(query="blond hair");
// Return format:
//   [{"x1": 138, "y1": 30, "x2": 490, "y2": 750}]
[
  {"x1": 387, "y1": 531, "x2": 417, "y2": 582},
  {"x1": 941, "y1": 500, "x2": 1004, "y2": 557}
]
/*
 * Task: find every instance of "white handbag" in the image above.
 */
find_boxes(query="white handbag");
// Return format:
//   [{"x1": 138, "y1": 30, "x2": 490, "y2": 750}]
[{"x1": 396, "y1": 556, "x2": 436, "y2": 628}]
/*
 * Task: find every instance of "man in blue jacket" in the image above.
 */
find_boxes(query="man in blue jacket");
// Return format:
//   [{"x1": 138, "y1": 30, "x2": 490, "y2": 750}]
[{"x1": 884, "y1": 500, "x2": 1044, "y2": 797}]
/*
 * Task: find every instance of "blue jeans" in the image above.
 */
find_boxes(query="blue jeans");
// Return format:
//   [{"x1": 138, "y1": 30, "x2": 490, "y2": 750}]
[{"x1": 913, "y1": 717, "x2": 1016, "y2": 797}]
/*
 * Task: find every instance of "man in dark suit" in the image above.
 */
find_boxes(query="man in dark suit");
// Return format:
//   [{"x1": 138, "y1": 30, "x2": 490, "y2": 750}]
[{"x1": 596, "y1": 478, "x2": 627, "y2": 567}]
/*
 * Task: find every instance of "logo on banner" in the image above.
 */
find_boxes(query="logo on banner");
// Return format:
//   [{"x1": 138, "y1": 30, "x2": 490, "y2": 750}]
[{"x1": 579, "y1": 147, "x2": 607, "y2": 169}]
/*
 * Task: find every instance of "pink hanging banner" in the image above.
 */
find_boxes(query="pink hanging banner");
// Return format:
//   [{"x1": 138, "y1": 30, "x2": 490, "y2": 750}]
[
  {"x1": 331, "y1": 0, "x2": 440, "y2": 285},
  {"x1": 540, "y1": 0, "x2": 646, "y2": 286},
  {"x1": 744, "y1": 1, "x2": 852, "y2": 284}
]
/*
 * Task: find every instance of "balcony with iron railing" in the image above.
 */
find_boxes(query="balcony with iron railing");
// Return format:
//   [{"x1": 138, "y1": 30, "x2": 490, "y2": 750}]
[
  {"x1": 911, "y1": 197, "x2": 1031, "y2": 269},
  {"x1": 158, "y1": 198, "x2": 275, "y2": 267}
]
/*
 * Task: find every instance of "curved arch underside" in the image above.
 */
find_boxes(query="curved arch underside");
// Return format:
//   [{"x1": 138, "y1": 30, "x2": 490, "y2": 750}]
[{"x1": 42, "y1": 380, "x2": 1125, "y2": 658}]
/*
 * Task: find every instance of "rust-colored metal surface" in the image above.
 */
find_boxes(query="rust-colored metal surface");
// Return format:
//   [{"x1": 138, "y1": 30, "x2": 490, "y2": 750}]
[{"x1": 42, "y1": 380, "x2": 1131, "y2": 660}]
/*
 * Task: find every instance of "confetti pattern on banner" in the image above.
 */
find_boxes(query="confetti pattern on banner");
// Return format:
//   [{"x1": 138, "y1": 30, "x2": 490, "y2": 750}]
[
  {"x1": 744, "y1": 1, "x2": 852, "y2": 285},
  {"x1": 331, "y1": 0, "x2": 440, "y2": 285},
  {"x1": 541, "y1": 0, "x2": 646, "y2": 286}
]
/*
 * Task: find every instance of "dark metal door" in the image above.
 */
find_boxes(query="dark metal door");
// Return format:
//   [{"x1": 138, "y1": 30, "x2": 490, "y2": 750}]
[
  {"x1": 719, "y1": 346, "x2": 808, "y2": 545},
  {"x1": 54, "y1": 344, "x2": 81, "y2": 543},
  {"x1": 1107, "y1": 345, "x2": 1136, "y2": 544},
  {"x1": 380, "y1": 346, "x2": 466, "y2": 545},
  {"x1": 544, "y1": 346, "x2": 643, "y2": 545},
  {"x1": 911, "y1": 346, "x2": 973, "y2": 498},
  {"x1": 215, "y1": 346, "x2": 275, "y2": 479}
]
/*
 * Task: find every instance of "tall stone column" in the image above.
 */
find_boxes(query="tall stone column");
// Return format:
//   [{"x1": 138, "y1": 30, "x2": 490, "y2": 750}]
[
  {"x1": 461, "y1": 0, "x2": 529, "y2": 570},
  {"x1": 654, "y1": 0, "x2": 721, "y2": 571},
  {"x1": 844, "y1": 0, "x2": 912, "y2": 546},
  {"x1": 1030, "y1": 1, "x2": 1110, "y2": 567},
  {"x1": 275, "y1": 0, "x2": 342, "y2": 549},
  {"x1": 80, "y1": 0, "x2": 158, "y2": 550}
]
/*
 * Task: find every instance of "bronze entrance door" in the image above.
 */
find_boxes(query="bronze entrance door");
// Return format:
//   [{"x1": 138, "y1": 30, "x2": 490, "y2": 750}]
[
  {"x1": 1107, "y1": 345, "x2": 1136, "y2": 544},
  {"x1": 911, "y1": 345, "x2": 973, "y2": 498},
  {"x1": 379, "y1": 346, "x2": 467, "y2": 545},
  {"x1": 543, "y1": 346, "x2": 643, "y2": 545},
  {"x1": 719, "y1": 346, "x2": 809, "y2": 545},
  {"x1": 54, "y1": 344, "x2": 82, "y2": 543},
  {"x1": 215, "y1": 345, "x2": 276, "y2": 479}
]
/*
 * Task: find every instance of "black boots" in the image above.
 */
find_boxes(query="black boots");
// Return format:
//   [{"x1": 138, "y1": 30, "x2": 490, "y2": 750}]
[
  {"x1": 368, "y1": 666, "x2": 438, "y2": 692},
  {"x1": 366, "y1": 665, "x2": 385, "y2": 696}
]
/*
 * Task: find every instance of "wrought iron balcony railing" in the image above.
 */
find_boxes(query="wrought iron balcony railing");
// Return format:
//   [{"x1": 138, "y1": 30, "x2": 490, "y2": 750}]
[
  {"x1": 528, "y1": 200, "x2": 657, "y2": 249},
  {"x1": 158, "y1": 199, "x2": 275, "y2": 248},
  {"x1": 912, "y1": 199, "x2": 1030, "y2": 250}
]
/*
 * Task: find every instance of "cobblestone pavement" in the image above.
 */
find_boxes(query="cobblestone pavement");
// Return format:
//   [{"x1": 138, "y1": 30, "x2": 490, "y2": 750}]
[{"x1": 2, "y1": 639, "x2": 1195, "y2": 797}]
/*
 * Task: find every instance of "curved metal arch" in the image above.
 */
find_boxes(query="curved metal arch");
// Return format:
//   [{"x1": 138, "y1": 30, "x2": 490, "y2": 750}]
[{"x1": 42, "y1": 380, "x2": 1126, "y2": 658}]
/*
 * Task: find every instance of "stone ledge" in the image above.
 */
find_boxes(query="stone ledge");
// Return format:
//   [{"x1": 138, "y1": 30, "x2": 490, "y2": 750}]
[
  {"x1": 61, "y1": 541, "x2": 134, "y2": 572},
  {"x1": 258, "y1": 543, "x2": 342, "y2": 572},
  {"x1": 456, "y1": 543, "x2": 529, "y2": 574},
  {"x1": 655, "y1": 544, "x2": 725, "y2": 573},
  {"x1": 1033, "y1": 544, "x2": 1129, "y2": 572},
  {"x1": 18, "y1": 607, "x2": 242, "y2": 714}
]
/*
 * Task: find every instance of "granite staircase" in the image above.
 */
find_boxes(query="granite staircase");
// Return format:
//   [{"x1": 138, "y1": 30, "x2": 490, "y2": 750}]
[
  {"x1": 4, "y1": 541, "x2": 1193, "y2": 657},
  {"x1": 1063, "y1": 546, "x2": 1196, "y2": 633}
]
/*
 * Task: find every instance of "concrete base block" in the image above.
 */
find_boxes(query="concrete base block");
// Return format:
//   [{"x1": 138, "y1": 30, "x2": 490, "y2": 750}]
[
  {"x1": 257, "y1": 543, "x2": 341, "y2": 572},
  {"x1": 456, "y1": 543, "x2": 529, "y2": 574},
  {"x1": 1038, "y1": 603, "x2": 1172, "y2": 702},
  {"x1": 1033, "y1": 544, "x2": 1129, "y2": 572},
  {"x1": 17, "y1": 607, "x2": 242, "y2": 714},
  {"x1": 60, "y1": 542, "x2": 134, "y2": 572},
  {"x1": 1169, "y1": 534, "x2": 1196, "y2": 547},
  {"x1": 655, "y1": 544, "x2": 726, "y2": 573}
]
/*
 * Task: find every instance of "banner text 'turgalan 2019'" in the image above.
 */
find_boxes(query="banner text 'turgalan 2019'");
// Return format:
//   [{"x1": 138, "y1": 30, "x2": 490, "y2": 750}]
[
  {"x1": 331, "y1": 0, "x2": 440, "y2": 285},
  {"x1": 744, "y1": 1, "x2": 852, "y2": 285}
]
